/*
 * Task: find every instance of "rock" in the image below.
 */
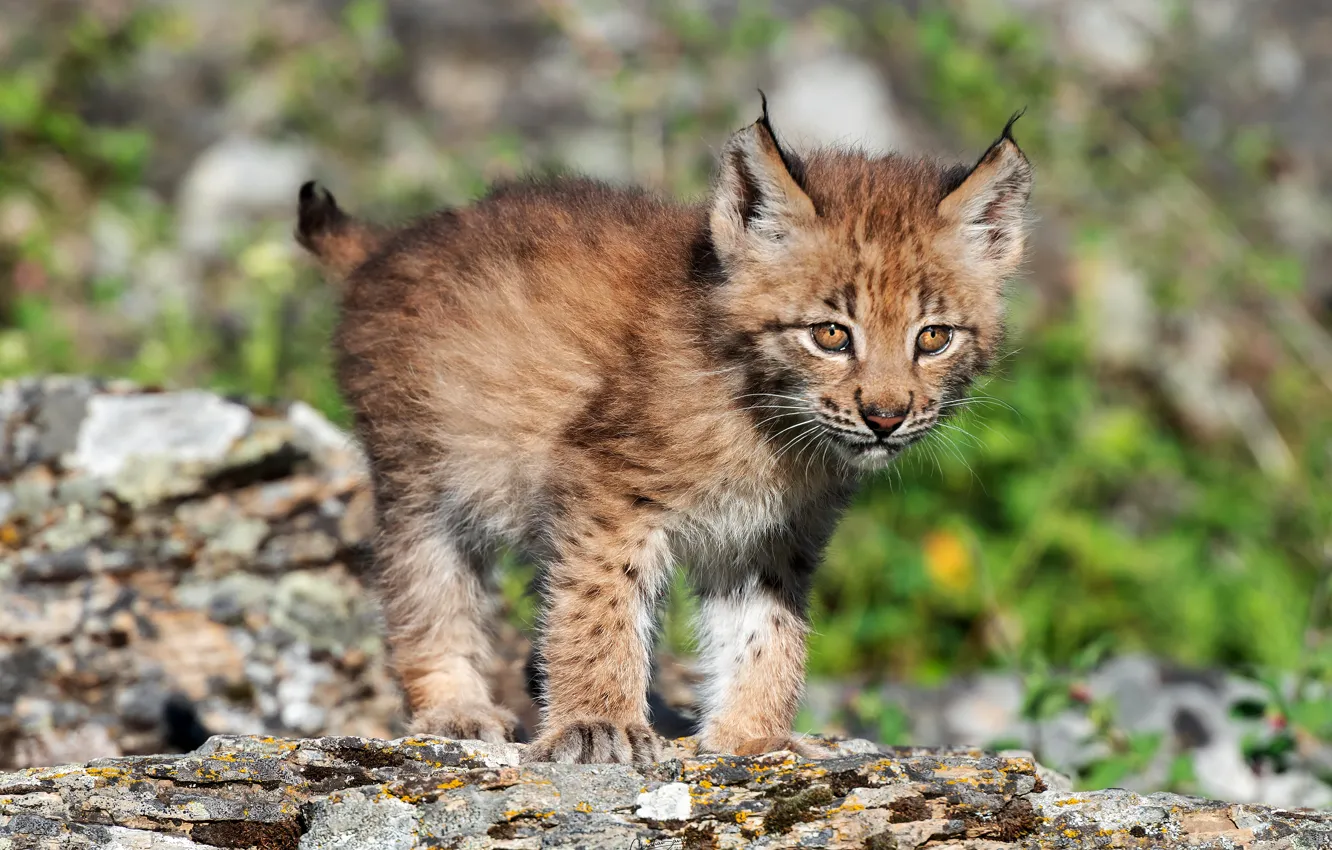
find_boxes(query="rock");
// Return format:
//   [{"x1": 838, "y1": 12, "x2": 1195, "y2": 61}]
[
  {"x1": 1254, "y1": 32, "x2": 1305, "y2": 97},
  {"x1": 0, "y1": 377, "x2": 401, "y2": 770},
  {"x1": 1058, "y1": 0, "x2": 1171, "y2": 84},
  {"x1": 810, "y1": 654, "x2": 1332, "y2": 811},
  {"x1": 176, "y1": 136, "x2": 315, "y2": 259},
  {"x1": 71, "y1": 391, "x2": 252, "y2": 480},
  {"x1": 768, "y1": 27, "x2": 909, "y2": 154},
  {"x1": 1075, "y1": 243, "x2": 1155, "y2": 371},
  {"x1": 1, "y1": 734, "x2": 1328, "y2": 848}
]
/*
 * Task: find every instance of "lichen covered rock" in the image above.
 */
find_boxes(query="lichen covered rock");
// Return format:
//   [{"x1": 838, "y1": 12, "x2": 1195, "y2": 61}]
[{"x1": 1, "y1": 735, "x2": 1329, "y2": 848}]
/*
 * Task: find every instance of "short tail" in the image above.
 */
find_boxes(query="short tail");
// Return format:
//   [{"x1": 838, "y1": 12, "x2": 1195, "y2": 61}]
[{"x1": 295, "y1": 181, "x2": 385, "y2": 281}]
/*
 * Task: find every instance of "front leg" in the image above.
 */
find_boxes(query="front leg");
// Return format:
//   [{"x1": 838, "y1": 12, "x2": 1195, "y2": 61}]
[
  {"x1": 523, "y1": 520, "x2": 671, "y2": 766},
  {"x1": 692, "y1": 524, "x2": 836, "y2": 756}
]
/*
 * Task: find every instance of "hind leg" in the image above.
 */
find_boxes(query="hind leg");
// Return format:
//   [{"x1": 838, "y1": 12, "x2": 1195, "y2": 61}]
[{"x1": 377, "y1": 518, "x2": 517, "y2": 743}]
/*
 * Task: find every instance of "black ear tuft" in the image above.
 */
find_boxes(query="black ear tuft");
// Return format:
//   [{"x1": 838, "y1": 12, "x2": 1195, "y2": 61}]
[
  {"x1": 752, "y1": 89, "x2": 805, "y2": 191},
  {"x1": 1000, "y1": 108, "x2": 1026, "y2": 145},
  {"x1": 758, "y1": 88, "x2": 773, "y2": 130}
]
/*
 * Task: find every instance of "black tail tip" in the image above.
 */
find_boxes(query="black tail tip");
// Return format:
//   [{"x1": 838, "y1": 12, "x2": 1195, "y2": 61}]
[{"x1": 296, "y1": 180, "x2": 344, "y2": 243}]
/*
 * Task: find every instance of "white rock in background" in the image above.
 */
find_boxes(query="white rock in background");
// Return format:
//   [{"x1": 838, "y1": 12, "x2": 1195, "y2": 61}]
[
  {"x1": 767, "y1": 48, "x2": 908, "y2": 154},
  {"x1": 90, "y1": 203, "x2": 137, "y2": 282},
  {"x1": 1077, "y1": 245, "x2": 1155, "y2": 370},
  {"x1": 288, "y1": 400, "x2": 361, "y2": 466},
  {"x1": 1264, "y1": 167, "x2": 1332, "y2": 256},
  {"x1": 72, "y1": 391, "x2": 252, "y2": 479},
  {"x1": 1191, "y1": 0, "x2": 1242, "y2": 40},
  {"x1": 1254, "y1": 32, "x2": 1304, "y2": 96},
  {"x1": 557, "y1": 128, "x2": 636, "y2": 184},
  {"x1": 177, "y1": 136, "x2": 314, "y2": 258},
  {"x1": 941, "y1": 674, "x2": 1024, "y2": 745},
  {"x1": 1060, "y1": 0, "x2": 1169, "y2": 84},
  {"x1": 564, "y1": 0, "x2": 652, "y2": 53},
  {"x1": 415, "y1": 55, "x2": 509, "y2": 125}
]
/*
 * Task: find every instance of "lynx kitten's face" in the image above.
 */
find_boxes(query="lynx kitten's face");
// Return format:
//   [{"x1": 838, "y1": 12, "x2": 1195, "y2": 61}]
[
  {"x1": 708, "y1": 111, "x2": 1032, "y2": 472},
  {"x1": 761, "y1": 238, "x2": 999, "y2": 469}
]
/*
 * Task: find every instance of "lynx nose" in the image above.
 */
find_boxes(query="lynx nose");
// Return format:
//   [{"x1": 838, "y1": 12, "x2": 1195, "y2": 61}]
[{"x1": 862, "y1": 409, "x2": 907, "y2": 437}]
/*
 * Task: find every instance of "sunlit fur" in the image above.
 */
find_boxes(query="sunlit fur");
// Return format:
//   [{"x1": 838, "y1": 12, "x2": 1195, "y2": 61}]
[{"x1": 297, "y1": 104, "x2": 1032, "y2": 765}]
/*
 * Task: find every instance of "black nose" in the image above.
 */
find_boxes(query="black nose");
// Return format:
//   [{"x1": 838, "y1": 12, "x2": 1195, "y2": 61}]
[{"x1": 862, "y1": 408, "x2": 907, "y2": 437}]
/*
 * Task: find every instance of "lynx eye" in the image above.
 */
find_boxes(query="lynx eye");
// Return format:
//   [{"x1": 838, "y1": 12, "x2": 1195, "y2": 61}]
[
  {"x1": 811, "y1": 323, "x2": 852, "y2": 353},
  {"x1": 916, "y1": 326, "x2": 953, "y2": 355}
]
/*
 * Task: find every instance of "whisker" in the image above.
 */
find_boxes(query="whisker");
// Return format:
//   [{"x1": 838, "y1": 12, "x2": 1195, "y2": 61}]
[
  {"x1": 940, "y1": 397, "x2": 1019, "y2": 417},
  {"x1": 751, "y1": 407, "x2": 805, "y2": 417},
  {"x1": 767, "y1": 416, "x2": 818, "y2": 444},
  {"x1": 927, "y1": 430, "x2": 986, "y2": 492},
  {"x1": 802, "y1": 426, "x2": 833, "y2": 479},
  {"x1": 772, "y1": 422, "x2": 822, "y2": 466},
  {"x1": 732, "y1": 392, "x2": 812, "y2": 405},
  {"x1": 935, "y1": 421, "x2": 984, "y2": 449}
]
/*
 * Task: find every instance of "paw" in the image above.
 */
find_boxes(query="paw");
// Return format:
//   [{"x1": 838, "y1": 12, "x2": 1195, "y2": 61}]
[
  {"x1": 521, "y1": 719, "x2": 659, "y2": 766},
  {"x1": 712, "y1": 735, "x2": 839, "y2": 760},
  {"x1": 409, "y1": 702, "x2": 518, "y2": 744}
]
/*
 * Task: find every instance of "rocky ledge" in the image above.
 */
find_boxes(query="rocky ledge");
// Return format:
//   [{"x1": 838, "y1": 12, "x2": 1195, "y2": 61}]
[{"x1": 2, "y1": 735, "x2": 1330, "y2": 850}]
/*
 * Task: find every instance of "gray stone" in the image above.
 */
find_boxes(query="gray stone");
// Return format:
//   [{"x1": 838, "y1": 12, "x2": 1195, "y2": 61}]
[
  {"x1": 72, "y1": 391, "x2": 252, "y2": 480},
  {"x1": 1, "y1": 735, "x2": 1328, "y2": 849},
  {"x1": 176, "y1": 135, "x2": 315, "y2": 259},
  {"x1": 1, "y1": 377, "x2": 389, "y2": 769},
  {"x1": 1059, "y1": 0, "x2": 1170, "y2": 83},
  {"x1": 288, "y1": 400, "x2": 360, "y2": 466},
  {"x1": 1078, "y1": 246, "x2": 1155, "y2": 370},
  {"x1": 302, "y1": 793, "x2": 419, "y2": 850},
  {"x1": 1255, "y1": 32, "x2": 1305, "y2": 96},
  {"x1": 768, "y1": 39, "x2": 908, "y2": 155}
]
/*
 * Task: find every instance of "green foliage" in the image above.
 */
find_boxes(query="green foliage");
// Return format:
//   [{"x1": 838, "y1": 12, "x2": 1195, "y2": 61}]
[
  {"x1": 0, "y1": 9, "x2": 157, "y2": 187},
  {"x1": 1229, "y1": 569, "x2": 1332, "y2": 786}
]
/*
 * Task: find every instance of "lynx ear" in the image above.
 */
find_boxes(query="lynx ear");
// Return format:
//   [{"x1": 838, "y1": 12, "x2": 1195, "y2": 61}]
[
  {"x1": 710, "y1": 94, "x2": 816, "y2": 265},
  {"x1": 939, "y1": 111, "x2": 1033, "y2": 279}
]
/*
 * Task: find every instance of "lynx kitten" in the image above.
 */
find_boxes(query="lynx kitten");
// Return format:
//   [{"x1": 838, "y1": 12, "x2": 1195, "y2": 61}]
[{"x1": 296, "y1": 100, "x2": 1032, "y2": 765}]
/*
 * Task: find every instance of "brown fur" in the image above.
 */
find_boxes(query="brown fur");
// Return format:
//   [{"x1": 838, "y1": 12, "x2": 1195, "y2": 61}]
[{"x1": 298, "y1": 104, "x2": 1032, "y2": 764}]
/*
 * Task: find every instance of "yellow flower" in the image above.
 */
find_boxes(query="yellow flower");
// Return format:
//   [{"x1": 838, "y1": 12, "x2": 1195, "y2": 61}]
[{"x1": 923, "y1": 530, "x2": 972, "y2": 593}]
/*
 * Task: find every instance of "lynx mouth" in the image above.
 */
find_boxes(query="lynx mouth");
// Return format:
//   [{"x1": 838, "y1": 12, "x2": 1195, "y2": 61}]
[
  {"x1": 817, "y1": 420, "x2": 937, "y2": 468},
  {"x1": 815, "y1": 423, "x2": 903, "y2": 465}
]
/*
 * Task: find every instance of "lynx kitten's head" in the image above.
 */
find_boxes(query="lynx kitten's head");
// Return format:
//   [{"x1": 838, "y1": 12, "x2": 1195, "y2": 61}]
[{"x1": 709, "y1": 101, "x2": 1033, "y2": 470}]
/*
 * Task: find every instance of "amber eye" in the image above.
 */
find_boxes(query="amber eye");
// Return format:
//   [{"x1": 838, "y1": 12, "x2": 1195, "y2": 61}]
[
  {"x1": 811, "y1": 323, "x2": 852, "y2": 353},
  {"x1": 916, "y1": 326, "x2": 953, "y2": 355}
]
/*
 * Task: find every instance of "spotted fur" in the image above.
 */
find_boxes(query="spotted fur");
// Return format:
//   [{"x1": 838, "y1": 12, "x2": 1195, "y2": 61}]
[{"x1": 298, "y1": 104, "x2": 1032, "y2": 764}]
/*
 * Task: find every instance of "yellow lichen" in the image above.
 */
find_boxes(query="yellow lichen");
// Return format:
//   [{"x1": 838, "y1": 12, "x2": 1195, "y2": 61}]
[
  {"x1": 574, "y1": 801, "x2": 594, "y2": 813},
  {"x1": 85, "y1": 767, "x2": 125, "y2": 779}
]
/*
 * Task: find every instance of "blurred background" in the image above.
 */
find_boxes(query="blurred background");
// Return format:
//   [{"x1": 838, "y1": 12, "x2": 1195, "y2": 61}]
[{"x1": 1, "y1": 0, "x2": 1330, "y2": 806}]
